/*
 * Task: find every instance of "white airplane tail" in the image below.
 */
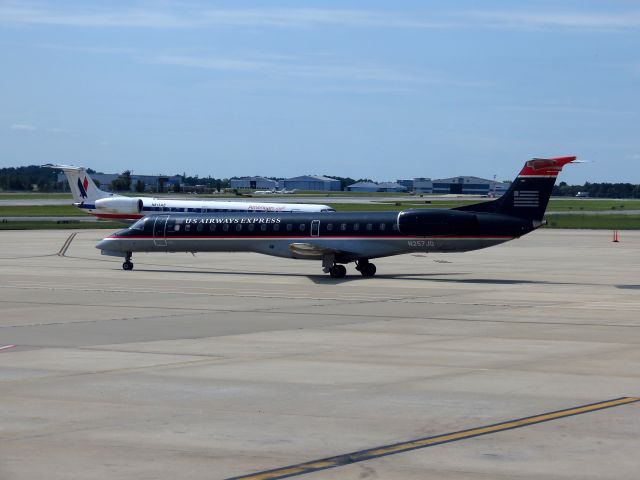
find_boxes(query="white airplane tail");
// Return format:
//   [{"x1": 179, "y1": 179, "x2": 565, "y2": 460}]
[{"x1": 44, "y1": 164, "x2": 113, "y2": 204}]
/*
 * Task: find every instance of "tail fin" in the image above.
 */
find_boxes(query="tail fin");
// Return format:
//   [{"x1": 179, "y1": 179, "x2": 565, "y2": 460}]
[
  {"x1": 454, "y1": 156, "x2": 576, "y2": 222},
  {"x1": 43, "y1": 164, "x2": 113, "y2": 204}
]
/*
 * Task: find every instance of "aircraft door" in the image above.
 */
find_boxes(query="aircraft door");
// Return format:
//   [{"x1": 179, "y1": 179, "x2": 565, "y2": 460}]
[
  {"x1": 311, "y1": 219, "x2": 320, "y2": 237},
  {"x1": 153, "y1": 215, "x2": 169, "y2": 246}
]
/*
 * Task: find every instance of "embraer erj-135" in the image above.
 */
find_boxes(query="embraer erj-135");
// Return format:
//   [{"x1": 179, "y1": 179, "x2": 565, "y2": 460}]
[
  {"x1": 96, "y1": 156, "x2": 575, "y2": 277},
  {"x1": 44, "y1": 164, "x2": 335, "y2": 222}
]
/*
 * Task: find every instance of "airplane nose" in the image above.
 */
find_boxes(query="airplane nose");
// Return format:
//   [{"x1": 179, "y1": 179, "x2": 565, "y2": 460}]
[{"x1": 96, "y1": 237, "x2": 118, "y2": 251}]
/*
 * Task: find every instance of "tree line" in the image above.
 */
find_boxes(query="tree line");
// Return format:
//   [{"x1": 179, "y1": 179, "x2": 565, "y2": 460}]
[
  {"x1": 1, "y1": 165, "x2": 640, "y2": 197},
  {"x1": 552, "y1": 182, "x2": 640, "y2": 198}
]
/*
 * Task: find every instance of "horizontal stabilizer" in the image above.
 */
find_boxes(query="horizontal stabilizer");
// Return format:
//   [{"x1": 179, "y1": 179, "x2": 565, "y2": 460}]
[{"x1": 42, "y1": 163, "x2": 86, "y2": 172}]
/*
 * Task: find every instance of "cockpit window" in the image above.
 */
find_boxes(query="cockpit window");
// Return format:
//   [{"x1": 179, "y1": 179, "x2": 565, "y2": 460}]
[{"x1": 131, "y1": 218, "x2": 147, "y2": 231}]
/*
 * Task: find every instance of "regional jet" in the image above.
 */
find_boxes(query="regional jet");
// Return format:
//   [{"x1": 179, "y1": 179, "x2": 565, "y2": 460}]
[
  {"x1": 96, "y1": 157, "x2": 574, "y2": 277},
  {"x1": 44, "y1": 164, "x2": 335, "y2": 222}
]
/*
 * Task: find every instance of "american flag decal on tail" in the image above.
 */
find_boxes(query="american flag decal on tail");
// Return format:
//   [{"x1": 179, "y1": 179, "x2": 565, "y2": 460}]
[{"x1": 514, "y1": 190, "x2": 539, "y2": 207}]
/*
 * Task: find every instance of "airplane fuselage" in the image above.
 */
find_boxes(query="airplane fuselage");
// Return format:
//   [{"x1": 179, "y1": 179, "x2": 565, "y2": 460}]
[
  {"x1": 94, "y1": 156, "x2": 575, "y2": 277},
  {"x1": 77, "y1": 197, "x2": 335, "y2": 221},
  {"x1": 97, "y1": 210, "x2": 535, "y2": 262}
]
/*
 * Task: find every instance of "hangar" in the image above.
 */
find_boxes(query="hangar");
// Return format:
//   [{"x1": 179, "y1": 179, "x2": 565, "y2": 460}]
[
  {"x1": 229, "y1": 176, "x2": 278, "y2": 190},
  {"x1": 432, "y1": 176, "x2": 509, "y2": 196},
  {"x1": 282, "y1": 175, "x2": 341, "y2": 192}
]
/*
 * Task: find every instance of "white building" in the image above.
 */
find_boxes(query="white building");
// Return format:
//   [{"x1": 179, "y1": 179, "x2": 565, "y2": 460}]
[
  {"x1": 397, "y1": 178, "x2": 433, "y2": 194},
  {"x1": 432, "y1": 176, "x2": 509, "y2": 196},
  {"x1": 229, "y1": 176, "x2": 279, "y2": 190},
  {"x1": 283, "y1": 175, "x2": 341, "y2": 191},
  {"x1": 346, "y1": 181, "x2": 380, "y2": 192}
]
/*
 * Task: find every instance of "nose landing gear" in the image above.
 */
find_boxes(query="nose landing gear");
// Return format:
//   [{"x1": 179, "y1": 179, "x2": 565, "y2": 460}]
[{"x1": 122, "y1": 252, "x2": 133, "y2": 271}]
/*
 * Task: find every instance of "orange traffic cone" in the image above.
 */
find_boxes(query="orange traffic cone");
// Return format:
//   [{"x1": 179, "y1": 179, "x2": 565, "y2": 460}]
[{"x1": 612, "y1": 230, "x2": 619, "y2": 242}]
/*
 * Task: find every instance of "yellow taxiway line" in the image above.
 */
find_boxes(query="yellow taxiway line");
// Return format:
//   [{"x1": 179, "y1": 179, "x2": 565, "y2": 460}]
[{"x1": 227, "y1": 396, "x2": 639, "y2": 480}]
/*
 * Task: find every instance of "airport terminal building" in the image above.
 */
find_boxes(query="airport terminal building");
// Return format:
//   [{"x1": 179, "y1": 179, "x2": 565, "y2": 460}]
[
  {"x1": 397, "y1": 178, "x2": 433, "y2": 194},
  {"x1": 229, "y1": 176, "x2": 279, "y2": 190},
  {"x1": 432, "y1": 176, "x2": 509, "y2": 196}
]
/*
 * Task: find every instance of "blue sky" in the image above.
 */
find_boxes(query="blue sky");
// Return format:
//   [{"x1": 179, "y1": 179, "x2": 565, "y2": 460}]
[{"x1": 1, "y1": 1, "x2": 639, "y2": 184}]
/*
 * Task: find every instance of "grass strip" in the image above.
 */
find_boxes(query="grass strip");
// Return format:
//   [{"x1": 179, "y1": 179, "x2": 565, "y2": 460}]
[
  {"x1": 0, "y1": 221, "x2": 122, "y2": 230},
  {"x1": 0, "y1": 205, "x2": 84, "y2": 216},
  {"x1": 544, "y1": 214, "x2": 640, "y2": 229}
]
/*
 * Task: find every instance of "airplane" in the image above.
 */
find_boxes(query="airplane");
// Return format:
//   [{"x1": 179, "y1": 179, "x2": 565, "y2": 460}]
[
  {"x1": 44, "y1": 164, "x2": 335, "y2": 222},
  {"x1": 96, "y1": 156, "x2": 575, "y2": 277},
  {"x1": 254, "y1": 188, "x2": 297, "y2": 194}
]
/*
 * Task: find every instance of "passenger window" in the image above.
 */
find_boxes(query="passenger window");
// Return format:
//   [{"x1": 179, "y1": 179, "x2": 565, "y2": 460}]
[
  {"x1": 299, "y1": 224, "x2": 305, "y2": 231},
  {"x1": 392, "y1": 223, "x2": 399, "y2": 231},
  {"x1": 235, "y1": 224, "x2": 242, "y2": 231},
  {"x1": 366, "y1": 223, "x2": 372, "y2": 231},
  {"x1": 260, "y1": 224, "x2": 267, "y2": 232},
  {"x1": 326, "y1": 223, "x2": 334, "y2": 231},
  {"x1": 340, "y1": 223, "x2": 347, "y2": 231},
  {"x1": 379, "y1": 223, "x2": 386, "y2": 231},
  {"x1": 196, "y1": 223, "x2": 203, "y2": 232},
  {"x1": 273, "y1": 224, "x2": 280, "y2": 232},
  {"x1": 209, "y1": 224, "x2": 217, "y2": 231},
  {"x1": 286, "y1": 224, "x2": 293, "y2": 232},
  {"x1": 248, "y1": 224, "x2": 255, "y2": 232},
  {"x1": 174, "y1": 224, "x2": 180, "y2": 232},
  {"x1": 353, "y1": 223, "x2": 360, "y2": 231},
  {"x1": 222, "y1": 224, "x2": 229, "y2": 232}
]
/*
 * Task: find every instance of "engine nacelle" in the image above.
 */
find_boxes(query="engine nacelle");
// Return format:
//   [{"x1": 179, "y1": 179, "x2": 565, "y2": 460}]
[
  {"x1": 94, "y1": 197, "x2": 143, "y2": 214},
  {"x1": 397, "y1": 209, "x2": 478, "y2": 236}
]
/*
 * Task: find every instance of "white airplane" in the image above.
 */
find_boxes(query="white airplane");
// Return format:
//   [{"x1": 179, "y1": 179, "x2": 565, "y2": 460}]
[
  {"x1": 254, "y1": 188, "x2": 298, "y2": 195},
  {"x1": 45, "y1": 164, "x2": 335, "y2": 222}
]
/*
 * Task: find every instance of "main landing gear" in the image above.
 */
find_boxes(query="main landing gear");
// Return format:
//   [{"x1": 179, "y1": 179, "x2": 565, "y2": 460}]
[
  {"x1": 356, "y1": 259, "x2": 376, "y2": 277},
  {"x1": 322, "y1": 255, "x2": 377, "y2": 279},
  {"x1": 329, "y1": 264, "x2": 347, "y2": 279},
  {"x1": 122, "y1": 252, "x2": 134, "y2": 271}
]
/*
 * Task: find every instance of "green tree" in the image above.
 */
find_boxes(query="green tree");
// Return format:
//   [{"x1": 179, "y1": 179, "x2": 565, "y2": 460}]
[
  {"x1": 109, "y1": 170, "x2": 132, "y2": 191},
  {"x1": 134, "y1": 179, "x2": 145, "y2": 192}
]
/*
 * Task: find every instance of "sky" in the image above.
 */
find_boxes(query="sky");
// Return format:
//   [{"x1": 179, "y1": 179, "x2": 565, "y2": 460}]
[{"x1": 1, "y1": 1, "x2": 639, "y2": 184}]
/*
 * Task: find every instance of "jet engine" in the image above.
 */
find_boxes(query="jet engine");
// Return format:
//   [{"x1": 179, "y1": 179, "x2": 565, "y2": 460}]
[
  {"x1": 94, "y1": 197, "x2": 143, "y2": 214},
  {"x1": 397, "y1": 209, "x2": 479, "y2": 236}
]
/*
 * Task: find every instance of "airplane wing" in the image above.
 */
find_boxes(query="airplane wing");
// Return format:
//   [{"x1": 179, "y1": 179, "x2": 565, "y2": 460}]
[{"x1": 288, "y1": 242, "x2": 361, "y2": 260}]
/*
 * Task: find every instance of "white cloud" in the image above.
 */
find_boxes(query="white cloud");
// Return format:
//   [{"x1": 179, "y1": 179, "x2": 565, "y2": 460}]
[
  {"x1": 10, "y1": 123, "x2": 37, "y2": 131},
  {"x1": 150, "y1": 54, "x2": 431, "y2": 85},
  {"x1": 0, "y1": 3, "x2": 451, "y2": 29},
  {"x1": 2, "y1": 3, "x2": 639, "y2": 31},
  {"x1": 464, "y1": 10, "x2": 640, "y2": 31}
]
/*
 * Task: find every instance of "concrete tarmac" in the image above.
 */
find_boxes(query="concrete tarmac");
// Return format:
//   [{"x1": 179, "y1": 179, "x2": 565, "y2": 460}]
[{"x1": 1, "y1": 229, "x2": 639, "y2": 479}]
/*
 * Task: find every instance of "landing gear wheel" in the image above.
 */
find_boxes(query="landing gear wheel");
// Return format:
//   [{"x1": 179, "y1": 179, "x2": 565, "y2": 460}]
[
  {"x1": 122, "y1": 261, "x2": 133, "y2": 271},
  {"x1": 329, "y1": 264, "x2": 347, "y2": 278},
  {"x1": 360, "y1": 262, "x2": 376, "y2": 277}
]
